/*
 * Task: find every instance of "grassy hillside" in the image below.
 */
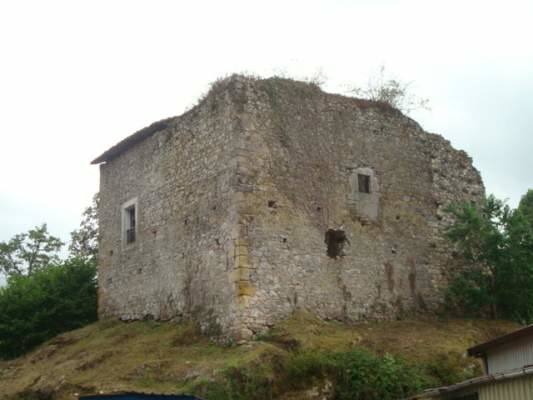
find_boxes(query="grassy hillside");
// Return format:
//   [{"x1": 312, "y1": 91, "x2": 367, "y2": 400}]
[{"x1": 0, "y1": 313, "x2": 518, "y2": 400}]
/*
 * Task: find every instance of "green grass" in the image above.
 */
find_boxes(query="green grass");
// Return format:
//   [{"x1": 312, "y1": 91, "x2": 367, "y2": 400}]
[{"x1": 0, "y1": 313, "x2": 519, "y2": 400}]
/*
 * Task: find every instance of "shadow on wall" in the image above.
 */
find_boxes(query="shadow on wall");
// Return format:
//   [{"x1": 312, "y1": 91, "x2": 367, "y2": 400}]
[{"x1": 81, "y1": 394, "x2": 202, "y2": 400}]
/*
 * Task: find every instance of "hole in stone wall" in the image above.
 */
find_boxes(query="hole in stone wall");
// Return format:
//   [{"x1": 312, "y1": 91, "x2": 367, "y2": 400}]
[
  {"x1": 316, "y1": 206, "x2": 322, "y2": 212},
  {"x1": 325, "y1": 229, "x2": 348, "y2": 258},
  {"x1": 268, "y1": 200, "x2": 277, "y2": 208}
]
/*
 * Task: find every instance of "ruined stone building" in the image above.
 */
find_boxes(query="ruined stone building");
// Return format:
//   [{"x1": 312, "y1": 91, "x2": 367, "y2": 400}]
[{"x1": 92, "y1": 75, "x2": 484, "y2": 340}]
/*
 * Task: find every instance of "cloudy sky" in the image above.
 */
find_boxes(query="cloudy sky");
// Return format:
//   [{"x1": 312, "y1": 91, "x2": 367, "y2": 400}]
[{"x1": 0, "y1": 0, "x2": 531, "y2": 249}]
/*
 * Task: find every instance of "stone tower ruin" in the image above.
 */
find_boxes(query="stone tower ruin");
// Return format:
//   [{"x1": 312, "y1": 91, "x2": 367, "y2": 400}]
[{"x1": 92, "y1": 75, "x2": 484, "y2": 340}]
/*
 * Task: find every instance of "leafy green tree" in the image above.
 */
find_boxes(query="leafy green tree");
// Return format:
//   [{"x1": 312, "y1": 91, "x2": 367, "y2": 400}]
[
  {"x1": 0, "y1": 224, "x2": 64, "y2": 277},
  {"x1": 69, "y1": 193, "x2": 99, "y2": 261},
  {"x1": 446, "y1": 194, "x2": 533, "y2": 323},
  {"x1": 0, "y1": 257, "x2": 97, "y2": 359},
  {"x1": 517, "y1": 189, "x2": 533, "y2": 225}
]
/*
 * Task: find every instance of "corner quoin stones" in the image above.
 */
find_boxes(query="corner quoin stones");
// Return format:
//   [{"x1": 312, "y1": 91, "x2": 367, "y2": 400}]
[{"x1": 92, "y1": 75, "x2": 484, "y2": 340}]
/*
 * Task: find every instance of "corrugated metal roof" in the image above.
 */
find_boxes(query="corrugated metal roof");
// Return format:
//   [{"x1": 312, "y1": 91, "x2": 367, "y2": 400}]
[
  {"x1": 480, "y1": 375, "x2": 533, "y2": 400},
  {"x1": 406, "y1": 366, "x2": 533, "y2": 399}
]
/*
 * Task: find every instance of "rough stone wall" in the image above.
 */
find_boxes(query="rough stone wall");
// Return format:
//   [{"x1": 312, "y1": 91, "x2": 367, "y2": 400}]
[
  {"x1": 96, "y1": 75, "x2": 484, "y2": 340},
  {"x1": 225, "y1": 77, "x2": 484, "y2": 337},
  {"x1": 98, "y1": 80, "x2": 253, "y2": 337}
]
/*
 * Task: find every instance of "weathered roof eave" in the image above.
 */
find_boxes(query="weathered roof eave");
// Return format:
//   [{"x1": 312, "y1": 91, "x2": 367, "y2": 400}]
[
  {"x1": 468, "y1": 324, "x2": 533, "y2": 357},
  {"x1": 91, "y1": 117, "x2": 175, "y2": 165}
]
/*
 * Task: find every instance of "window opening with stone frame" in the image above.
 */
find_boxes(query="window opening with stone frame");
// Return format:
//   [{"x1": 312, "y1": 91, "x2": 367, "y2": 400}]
[
  {"x1": 358, "y1": 173, "x2": 371, "y2": 194},
  {"x1": 125, "y1": 205, "x2": 136, "y2": 243},
  {"x1": 121, "y1": 198, "x2": 138, "y2": 245}
]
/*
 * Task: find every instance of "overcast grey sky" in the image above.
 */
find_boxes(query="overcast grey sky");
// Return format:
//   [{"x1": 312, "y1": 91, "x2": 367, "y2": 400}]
[{"x1": 0, "y1": 0, "x2": 532, "y2": 248}]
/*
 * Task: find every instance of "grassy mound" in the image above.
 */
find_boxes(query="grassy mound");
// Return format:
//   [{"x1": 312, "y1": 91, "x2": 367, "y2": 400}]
[{"x1": 0, "y1": 313, "x2": 518, "y2": 400}]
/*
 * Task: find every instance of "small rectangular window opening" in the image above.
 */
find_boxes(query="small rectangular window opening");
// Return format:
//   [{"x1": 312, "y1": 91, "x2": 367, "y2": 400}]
[
  {"x1": 358, "y1": 174, "x2": 371, "y2": 194},
  {"x1": 125, "y1": 205, "x2": 136, "y2": 243}
]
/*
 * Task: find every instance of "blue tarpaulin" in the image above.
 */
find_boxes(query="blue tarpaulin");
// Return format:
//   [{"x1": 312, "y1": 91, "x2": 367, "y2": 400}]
[{"x1": 81, "y1": 395, "x2": 201, "y2": 400}]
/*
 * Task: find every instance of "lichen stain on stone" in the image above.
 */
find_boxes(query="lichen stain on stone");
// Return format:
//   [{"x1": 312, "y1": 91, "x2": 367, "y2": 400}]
[{"x1": 234, "y1": 238, "x2": 257, "y2": 300}]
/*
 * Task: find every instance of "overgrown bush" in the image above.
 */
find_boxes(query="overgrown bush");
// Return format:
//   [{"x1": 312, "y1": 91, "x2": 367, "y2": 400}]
[
  {"x1": 422, "y1": 352, "x2": 480, "y2": 386},
  {"x1": 195, "y1": 365, "x2": 273, "y2": 400},
  {"x1": 0, "y1": 258, "x2": 97, "y2": 359},
  {"x1": 348, "y1": 65, "x2": 430, "y2": 115},
  {"x1": 285, "y1": 349, "x2": 429, "y2": 400},
  {"x1": 195, "y1": 348, "x2": 430, "y2": 400}
]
